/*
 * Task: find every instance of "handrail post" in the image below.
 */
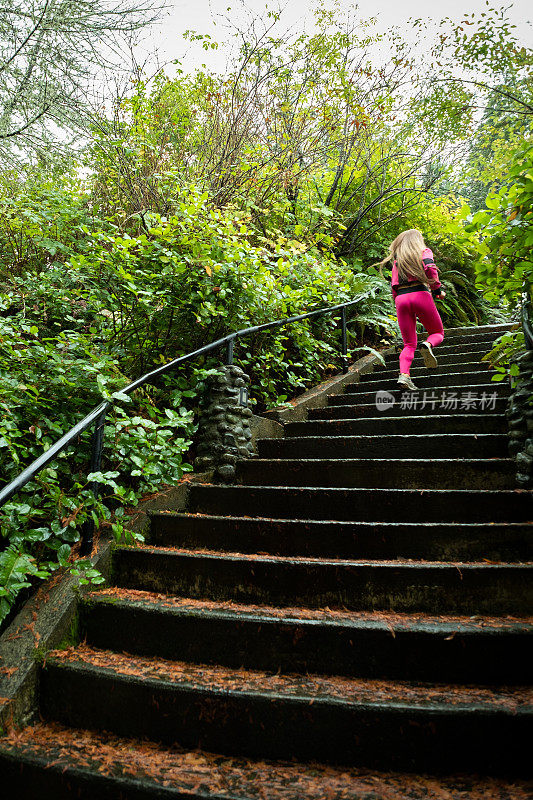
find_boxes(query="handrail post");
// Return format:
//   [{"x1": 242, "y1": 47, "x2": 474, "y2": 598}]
[
  {"x1": 341, "y1": 305, "x2": 348, "y2": 374},
  {"x1": 80, "y1": 408, "x2": 107, "y2": 556},
  {"x1": 226, "y1": 336, "x2": 235, "y2": 365},
  {"x1": 521, "y1": 282, "x2": 533, "y2": 351}
]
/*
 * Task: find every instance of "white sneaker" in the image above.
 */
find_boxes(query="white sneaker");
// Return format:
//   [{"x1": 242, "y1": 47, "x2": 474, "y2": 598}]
[
  {"x1": 397, "y1": 373, "x2": 418, "y2": 390},
  {"x1": 421, "y1": 341, "x2": 438, "y2": 368}
]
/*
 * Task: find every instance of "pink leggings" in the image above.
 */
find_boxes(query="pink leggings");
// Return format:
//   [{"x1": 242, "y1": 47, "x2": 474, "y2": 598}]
[{"x1": 395, "y1": 290, "x2": 444, "y2": 374}]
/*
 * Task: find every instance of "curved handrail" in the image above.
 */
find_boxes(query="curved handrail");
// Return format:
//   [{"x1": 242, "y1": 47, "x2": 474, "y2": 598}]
[{"x1": 0, "y1": 292, "x2": 377, "y2": 549}]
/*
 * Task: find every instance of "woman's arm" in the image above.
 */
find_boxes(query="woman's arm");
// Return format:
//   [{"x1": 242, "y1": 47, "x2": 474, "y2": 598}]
[{"x1": 422, "y1": 248, "x2": 444, "y2": 297}]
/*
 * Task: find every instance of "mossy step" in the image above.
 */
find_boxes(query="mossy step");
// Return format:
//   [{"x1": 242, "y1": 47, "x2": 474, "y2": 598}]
[
  {"x1": 383, "y1": 347, "x2": 493, "y2": 366},
  {"x1": 187, "y1": 485, "x2": 533, "y2": 524},
  {"x1": 397, "y1": 330, "x2": 512, "y2": 347},
  {"x1": 364, "y1": 360, "x2": 495, "y2": 381},
  {"x1": 148, "y1": 513, "x2": 533, "y2": 562},
  {"x1": 344, "y1": 370, "x2": 498, "y2": 393},
  {"x1": 284, "y1": 414, "x2": 506, "y2": 437},
  {"x1": 313, "y1": 397, "x2": 509, "y2": 417},
  {"x1": 443, "y1": 323, "x2": 518, "y2": 337},
  {"x1": 39, "y1": 646, "x2": 533, "y2": 773},
  {"x1": 383, "y1": 340, "x2": 499, "y2": 361},
  {"x1": 112, "y1": 546, "x2": 533, "y2": 615},
  {"x1": 81, "y1": 589, "x2": 533, "y2": 684},
  {"x1": 327, "y1": 382, "x2": 511, "y2": 411},
  {"x1": 236, "y1": 458, "x2": 516, "y2": 490},
  {"x1": 5, "y1": 721, "x2": 529, "y2": 799}
]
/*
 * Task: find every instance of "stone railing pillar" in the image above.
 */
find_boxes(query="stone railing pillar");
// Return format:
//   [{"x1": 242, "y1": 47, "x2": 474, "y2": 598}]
[
  {"x1": 506, "y1": 350, "x2": 533, "y2": 487},
  {"x1": 194, "y1": 365, "x2": 255, "y2": 481}
]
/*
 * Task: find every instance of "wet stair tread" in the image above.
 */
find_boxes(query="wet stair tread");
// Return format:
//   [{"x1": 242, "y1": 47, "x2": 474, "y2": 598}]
[
  {"x1": 187, "y1": 485, "x2": 533, "y2": 523},
  {"x1": 147, "y1": 512, "x2": 532, "y2": 561},
  {"x1": 238, "y1": 457, "x2": 515, "y2": 465},
  {"x1": 283, "y1": 425, "x2": 507, "y2": 435},
  {"x1": 271, "y1": 429, "x2": 509, "y2": 443},
  {"x1": 440, "y1": 323, "x2": 519, "y2": 335},
  {"x1": 195, "y1": 485, "x2": 525, "y2": 494},
  {"x1": 112, "y1": 542, "x2": 533, "y2": 615},
  {"x1": 343, "y1": 370, "x2": 499, "y2": 390},
  {"x1": 79, "y1": 588, "x2": 533, "y2": 684},
  {"x1": 2, "y1": 722, "x2": 531, "y2": 800},
  {"x1": 152, "y1": 511, "x2": 533, "y2": 529},
  {"x1": 359, "y1": 362, "x2": 495, "y2": 379},
  {"x1": 287, "y1": 415, "x2": 506, "y2": 422},
  {"x1": 328, "y1": 382, "x2": 510, "y2": 402},
  {"x1": 312, "y1": 402, "x2": 509, "y2": 416},
  {"x1": 325, "y1": 387, "x2": 510, "y2": 406},
  {"x1": 114, "y1": 544, "x2": 533, "y2": 570},
  {"x1": 43, "y1": 645, "x2": 533, "y2": 713},
  {"x1": 86, "y1": 588, "x2": 533, "y2": 634},
  {"x1": 235, "y1": 458, "x2": 517, "y2": 489}
]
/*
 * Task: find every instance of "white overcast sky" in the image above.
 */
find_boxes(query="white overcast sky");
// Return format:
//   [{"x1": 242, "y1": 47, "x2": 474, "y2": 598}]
[{"x1": 136, "y1": 0, "x2": 533, "y2": 75}]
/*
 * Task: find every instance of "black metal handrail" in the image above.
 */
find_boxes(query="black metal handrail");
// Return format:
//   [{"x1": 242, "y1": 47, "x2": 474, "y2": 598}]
[
  {"x1": 0, "y1": 294, "x2": 374, "y2": 552},
  {"x1": 521, "y1": 281, "x2": 533, "y2": 351}
]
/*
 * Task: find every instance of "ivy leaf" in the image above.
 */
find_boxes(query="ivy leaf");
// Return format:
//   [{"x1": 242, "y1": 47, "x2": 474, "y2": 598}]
[{"x1": 57, "y1": 544, "x2": 71, "y2": 566}]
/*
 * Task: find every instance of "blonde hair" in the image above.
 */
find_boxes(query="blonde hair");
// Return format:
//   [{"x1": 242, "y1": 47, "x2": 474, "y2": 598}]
[{"x1": 376, "y1": 229, "x2": 431, "y2": 286}]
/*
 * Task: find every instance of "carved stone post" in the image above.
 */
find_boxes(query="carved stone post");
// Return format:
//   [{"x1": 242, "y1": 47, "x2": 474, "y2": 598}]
[
  {"x1": 506, "y1": 350, "x2": 533, "y2": 487},
  {"x1": 194, "y1": 365, "x2": 255, "y2": 481}
]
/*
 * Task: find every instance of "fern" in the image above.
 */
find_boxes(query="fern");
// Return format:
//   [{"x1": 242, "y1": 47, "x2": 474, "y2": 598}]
[
  {"x1": 349, "y1": 313, "x2": 397, "y2": 331},
  {"x1": 351, "y1": 345, "x2": 387, "y2": 365},
  {"x1": 482, "y1": 330, "x2": 525, "y2": 367},
  {"x1": 441, "y1": 269, "x2": 471, "y2": 288}
]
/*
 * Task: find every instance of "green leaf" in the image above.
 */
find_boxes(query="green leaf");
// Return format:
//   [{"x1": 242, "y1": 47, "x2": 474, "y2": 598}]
[
  {"x1": 57, "y1": 544, "x2": 71, "y2": 566},
  {"x1": 111, "y1": 390, "x2": 132, "y2": 404}
]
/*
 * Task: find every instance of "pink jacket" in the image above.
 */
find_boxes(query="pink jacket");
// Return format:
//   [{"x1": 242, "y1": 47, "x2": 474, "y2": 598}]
[{"x1": 391, "y1": 247, "x2": 442, "y2": 301}]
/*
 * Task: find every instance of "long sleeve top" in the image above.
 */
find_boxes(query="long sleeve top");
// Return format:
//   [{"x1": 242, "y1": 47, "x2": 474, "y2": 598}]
[{"x1": 391, "y1": 247, "x2": 443, "y2": 301}]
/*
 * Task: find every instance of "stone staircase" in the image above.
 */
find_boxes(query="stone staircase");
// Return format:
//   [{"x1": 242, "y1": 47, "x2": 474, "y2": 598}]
[{"x1": 1, "y1": 322, "x2": 532, "y2": 798}]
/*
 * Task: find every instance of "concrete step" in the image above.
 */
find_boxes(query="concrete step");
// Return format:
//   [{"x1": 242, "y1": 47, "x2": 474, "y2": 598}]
[
  {"x1": 444, "y1": 323, "x2": 518, "y2": 337},
  {"x1": 4, "y1": 723, "x2": 530, "y2": 800},
  {"x1": 365, "y1": 360, "x2": 495, "y2": 381},
  {"x1": 326, "y1": 383, "x2": 509, "y2": 406},
  {"x1": 258, "y1": 434, "x2": 509, "y2": 459},
  {"x1": 39, "y1": 646, "x2": 533, "y2": 774},
  {"x1": 404, "y1": 330, "x2": 513, "y2": 347},
  {"x1": 112, "y1": 546, "x2": 533, "y2": 615},
  {"x1": 344, "y1": 370, "x2": 500, "y2": 394},
  {"x1": 9, "y1": 722, "x2": 531, "y2": 800},
  {"x1": 284, "y1": 414, "x2": 506, "y2": 438},
  {"x1": 187, "y1": 485, "x2": 533, "y2": 523},
  {"x1": 313, "y1": 397, "x2": 509, "y2": 418},
  {"x1": 80, "y1": 590, "x2": 533, "y2": 684},
  {"x1": 383, "y1": 341, "x2": 498, "y2": 362},
  {"x1": 149, "y1": 513, "x2": 533, "y2": 562},
  {"x1": 236, "y1": 458, "x2": 516, "y2": 489},
  {"x1": 384, "y1": 346, "x2": 494, "y2": 366},
  {"x1": 328, "y1": 384, "x2": 509, "y2": 408}
]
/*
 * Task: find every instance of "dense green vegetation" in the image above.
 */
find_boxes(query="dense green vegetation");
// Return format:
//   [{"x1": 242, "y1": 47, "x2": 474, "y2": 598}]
[{"x1": 0, "y1": 1, "x2": 531, "y2": 624}]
